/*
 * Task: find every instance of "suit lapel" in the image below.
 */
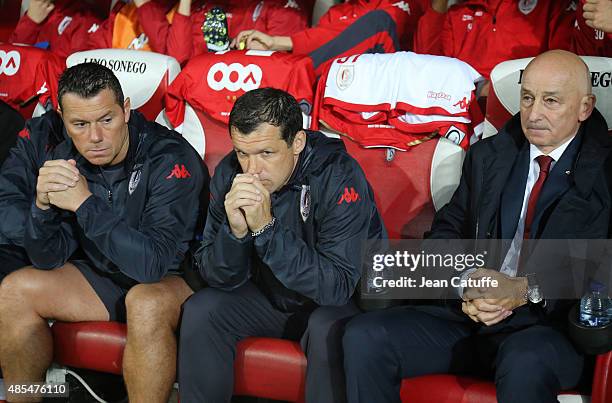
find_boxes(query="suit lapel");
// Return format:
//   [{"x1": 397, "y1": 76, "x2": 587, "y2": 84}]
[
  {"x1": 529, "y1": 134, "x2": 582, "y2": 238},
  {"x1": 499, "y1": 142, "x2": 529, "y2": 239},
  {"x1": 478, "y1": 140, "x2": 518, "y2": 239},
  {"x1": 476, "y1": 114, "x2": 525, "y2": 239}
]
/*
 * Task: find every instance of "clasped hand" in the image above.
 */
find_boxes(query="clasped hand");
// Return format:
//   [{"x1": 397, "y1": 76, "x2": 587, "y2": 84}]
[
  {"x1": 224, "y1": 173, "x2": 273, "y2": 238},
  {"x1": 461, "y1": 268, "x2": 528, "y2": 326},
  {"x1": 36, "y1": 159, "x2": 92, "y2": 212}
]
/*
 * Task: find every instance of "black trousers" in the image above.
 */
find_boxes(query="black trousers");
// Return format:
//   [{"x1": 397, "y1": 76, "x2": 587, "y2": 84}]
[
  {"x1": 0, "y1": 244, "x2": 30, "y2": 282},
  {"x1": 178, "y1": 281, "x2": 359, "y2": 403},
  {"x1": 343, "y1": 305, "x2": 584, "y2": 403}
]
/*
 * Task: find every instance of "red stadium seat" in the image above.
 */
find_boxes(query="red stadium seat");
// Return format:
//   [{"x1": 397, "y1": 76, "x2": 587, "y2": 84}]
[
  {"x1": 52, "y1": 322, "x2": 126, "y2": 375},
  {"x1": 179, "y1": 104, "x2": 234, "y2": 177},
  {"x1": 51, "y1": 322, "x2": 610, "y2": 403},
  {"x1": 340, "y1": 135, "x2": 463, "y2": 239}
]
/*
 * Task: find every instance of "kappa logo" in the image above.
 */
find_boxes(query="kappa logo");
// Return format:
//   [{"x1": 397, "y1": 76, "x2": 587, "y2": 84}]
[
  {"x1": 337, "y1": 187, "x2": 360, "y2": 205},
  {"x1": 18, "y1": 128, "x2": 30, "y2": 140},
  {"x1": 0, "y1": 50, "x2": 20, "y2": 76},
  {"x1": 37, "y1": 81, "x2": 48, "y2": 95},
  {"x1": 427, "y1": 91, "x2": 451, "y2": 102},
  {"x1": 166, "y1": 164, "x2": 191, "y2": 179},
  {"x1": 207, "y1": 62, "x2": 262, "y2": 92},
  {"x1": 128, "y1": 33, "x2": 149, "y2": 50},
  {"x1": 284, "y1": 0, "x2": 300, "y2": 9},
  {"x1": 453, "y1": 97, "x2": 470, "y2": 110},
  {"x1": 392, "y1": 1, "x2": 411, "y2": 14}
]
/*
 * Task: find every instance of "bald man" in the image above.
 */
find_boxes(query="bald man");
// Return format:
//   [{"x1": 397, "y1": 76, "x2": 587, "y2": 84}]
[{"x1": 342, "y1": 50, "x2": 612, "y2": 403}]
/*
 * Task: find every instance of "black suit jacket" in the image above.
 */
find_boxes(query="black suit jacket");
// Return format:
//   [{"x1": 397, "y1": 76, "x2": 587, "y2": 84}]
[{"x1": 426, "y1": 109, "x2": 612, "y2": 327}]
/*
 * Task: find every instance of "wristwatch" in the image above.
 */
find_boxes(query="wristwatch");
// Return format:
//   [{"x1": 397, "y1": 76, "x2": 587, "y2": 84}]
[{"x1": 525, "y1": 273, "x2": 546, "y2": 306}]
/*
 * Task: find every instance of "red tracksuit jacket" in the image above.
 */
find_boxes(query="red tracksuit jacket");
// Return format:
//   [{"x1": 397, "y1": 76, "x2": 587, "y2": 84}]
[
  {"x1": 571, "y1": 0, "x2": 611, "y2": 57},
  {"x1": 10, "y1": 0, "x2": 102, "y2": 59},
  {"x1": 414, "y1": 0, "x2": 587, "y2": 78}
]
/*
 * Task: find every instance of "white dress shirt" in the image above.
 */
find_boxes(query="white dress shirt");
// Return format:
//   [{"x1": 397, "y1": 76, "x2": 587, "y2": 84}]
[{"x1": 499, "y1": 136, "x2": 576, "y2": 277}]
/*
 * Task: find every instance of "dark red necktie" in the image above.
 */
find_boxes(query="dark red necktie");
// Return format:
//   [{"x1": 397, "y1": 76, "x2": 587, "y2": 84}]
[{"x1": 523, "y1": 155, "x2": 554, "y2": 239}]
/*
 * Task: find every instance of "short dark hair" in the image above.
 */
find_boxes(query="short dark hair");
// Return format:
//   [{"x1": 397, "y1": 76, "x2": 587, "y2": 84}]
[
  {"x1": 58, "y1": 63, "x2": 124, "y2": 108},
  {"x1": 228, "y1": 88, "x2": 303, "y2": 145}
]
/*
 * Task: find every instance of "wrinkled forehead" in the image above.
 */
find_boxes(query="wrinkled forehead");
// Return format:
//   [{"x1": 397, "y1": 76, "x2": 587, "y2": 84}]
[
  {"x1": 521, "y1": 65, "x2": 575, "y2": 95},
  {"x1": 522, "y1": 55, "x2": 591, "y2": 96},
  {"x1": 60, "y1": 91, "x2": 121, "y2": 120},
  {"x1": 231, "y1": 124, "x2": 284, "y2": 142},
  {"x1": 231, "y1": 130, "x2": 286, "y2": 153}
]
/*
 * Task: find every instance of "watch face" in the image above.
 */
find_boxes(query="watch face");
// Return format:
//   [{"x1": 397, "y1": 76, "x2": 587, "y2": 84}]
[{"x1": 528, "y1": 286, "x2": 543, "y2": 304}]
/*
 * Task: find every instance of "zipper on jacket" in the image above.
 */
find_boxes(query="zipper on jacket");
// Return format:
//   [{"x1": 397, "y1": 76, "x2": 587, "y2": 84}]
[
  {"x1": 491, "y1": 0, "x2": 503, "y2": 32},
  {"x1": 99, "y1": 167, "x2": 113, "y2": 206}
]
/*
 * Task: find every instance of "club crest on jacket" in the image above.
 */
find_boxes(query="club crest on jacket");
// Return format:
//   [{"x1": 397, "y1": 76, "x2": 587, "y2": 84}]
[
  {"x1": 128, "y1": 165, "x2": 142, "y2": 195},
  {"x1": 300, "y1": 184, "x2": 311, "y2": 222}
]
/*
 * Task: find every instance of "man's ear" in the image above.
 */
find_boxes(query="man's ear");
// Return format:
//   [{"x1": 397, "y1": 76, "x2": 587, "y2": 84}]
[
  {"x1": 578, "y1": 94, "x2": 596, "y2": 122},
  {"x1": 123, "y1": 97, "x2": 131, "y2": 123},
  {"x1": 292, "y1": 130, "x2": 306, "y2": 155}
]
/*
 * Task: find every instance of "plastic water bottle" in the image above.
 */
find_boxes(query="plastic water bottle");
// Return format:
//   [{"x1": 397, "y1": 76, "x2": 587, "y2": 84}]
[{"x1": 579, "y1": 281, "x2": 611, "y2": 327}]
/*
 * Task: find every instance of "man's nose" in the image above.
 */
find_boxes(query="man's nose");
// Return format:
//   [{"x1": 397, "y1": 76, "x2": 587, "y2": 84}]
[
  {"x1": 89, "y1": 124, "x2": 103, "y2": 143},
  {"x1": 527, "y1": 98, "x2": 545, "y2": 122},
  {"x1": 246, "y1": 156, "x2": 260, "y2": 174}
]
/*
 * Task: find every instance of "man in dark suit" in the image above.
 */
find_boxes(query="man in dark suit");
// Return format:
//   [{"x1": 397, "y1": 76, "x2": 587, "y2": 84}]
[{"x1": 342, "y1": 49, "x2": 612, "y2": 403}]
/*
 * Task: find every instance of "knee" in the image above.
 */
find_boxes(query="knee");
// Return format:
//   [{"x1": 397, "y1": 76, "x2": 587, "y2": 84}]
[
  {"x1": 180, "y1": 289, "x2": 227, "y2": 340},
  {"x1": 0, "y1": 267, "x2": 42, "y2": 307},
  {"x1": 343, "y1": 315, "x2": 387, "y2": 365},
  {"x1": 125, "y1": 283, "x2": 178, "y2": 328},
  {"x1": 307, "y1": 306, "x2": 348, "y2": 338},
  {"x1": 495, "y1": 343, "x2": 551, "y2": 385}
]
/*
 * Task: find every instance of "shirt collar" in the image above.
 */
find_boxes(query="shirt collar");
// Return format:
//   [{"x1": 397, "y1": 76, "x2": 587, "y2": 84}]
[{"x1": 529, "y1": 134, "x2": 576, "y2": 163}]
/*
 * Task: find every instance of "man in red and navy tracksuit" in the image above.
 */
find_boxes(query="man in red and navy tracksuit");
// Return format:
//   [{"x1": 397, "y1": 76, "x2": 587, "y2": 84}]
[
  {"x1": 0, "y1": 63, "x2": 209, "y2": 403},
  {"x1": 178, "y1": 88, "x2": 386, "y2": 403},
  {"x1": 233, "y1": 0, "x2": 428, "y2": 75}
]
